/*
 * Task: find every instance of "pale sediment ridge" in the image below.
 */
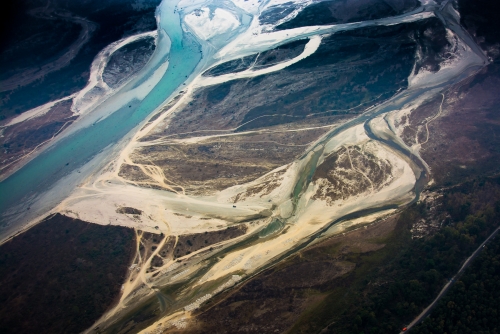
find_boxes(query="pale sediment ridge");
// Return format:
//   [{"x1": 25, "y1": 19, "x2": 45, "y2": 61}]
[{"x1": 0, "y1": 0, "x2": 491, "y2": 332}]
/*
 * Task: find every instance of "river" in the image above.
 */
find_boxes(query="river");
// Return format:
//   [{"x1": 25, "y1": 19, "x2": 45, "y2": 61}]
[
  {"x1": 0, "y1": 0, "x2": 487, "y2": 248},
  {"x1": 0, "y1": 0, "x2": 202, "y2": 241}
]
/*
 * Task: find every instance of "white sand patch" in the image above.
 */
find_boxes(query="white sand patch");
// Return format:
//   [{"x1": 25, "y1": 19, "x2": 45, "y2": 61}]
[
  {"x1": 383, "y1": 88, "x2": 443, "y2": 154},
  {"x1": 169, "y1": 318, "x2": 187, "y2": 330},
  {"x1": 299, "y1": 149, "x2": 414, "y2": 225},
  {"x1": 195, "y1": 126, "x2": 415, "y2": 287},
  {"x1": 223, "y1": 253, "x2": 245, "y2": 270},
  {"x1": 216, "y1": 162, "x2": 300, "y2": 209},
  {"x1": 321, "y1": 124, "x2": 369, "y2": 165},
  {"x1": 171, "y1": 269, "x2": 190, "y2": 281},
  {"x1": 215, "y1": 24, "x2": 327, "y2": 60},
  {"x1": 161, "y1": 210, "x2": 233, "y2": 234},
  {"x1": 368, "y1": 113, "x2": 431, "y2": 177},
  {"x1": 72, "y1": 31, "x2": 157, "y2": 115},
  {"x1": 59, "y1": 179, "x2": 272, "y2": 235},
  {"x1": 215, "y1": 11, "x2": 433, "y2": 61},
  {"x1": 385, "y1": 104, "x2": 415, "y2": 138},
  {"x1": 320, "y1": 209, "x2": 397, "y2": 239},
  {"x1": 184, "y1": 8, "x2": 240, "y2": 40},
  {"x1": 371, "y1": 114, "x2": 414, "y2": 152},
  {"x1": 243, "y1": 255, "x2": 262, "y2": 270},
  {"x1": 213, "y1": 275, "x2": 242, "y2": 293},
  {"x1": 160, "y1": 262, "x2": 181, "y2": 275},
  {"x1": 230, "y1": 0, "x2": 309, "y2": 15},
  {"x1": 408, "y1": 27, "x2": 483, "y2": 88},
  {"x1": 258, "y1": 1, "x2": 315, "y2": 35},
  {"x1": 265, "y1": 0, "x2": 306, "y2": 6},
  {"x1": 196, "y1": 35, "x2": 321, "y2": 88}
]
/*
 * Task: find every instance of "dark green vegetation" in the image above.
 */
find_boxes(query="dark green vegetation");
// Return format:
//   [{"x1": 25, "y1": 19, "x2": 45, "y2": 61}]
[
  {"x1": 276, "y1": 0, "x2": 418, "y2": 30},
  {"x1": 187, "y1": 176, "x2": 500, "y2": 334},
  {"x1": 208, "y1": 2, "x2": 500, "y2": 330},
  {"x1": 103, "y1": 37, "x2": 156, "y2": 89},
  {"x1": 0, "y1": 0, "x2": 161, "y2": 120},
  {"x1": 458, "y1": 0, "x2": 500, "y2": 54},
  {"x1": 412, "y1": 234, "x2": 500, "y2": 334},
  {"x1": 188, "y1": 214, "x2": 398, "y2": 333},
  {"x1": 203, "y1": 39, "x2": 308, "y2": 77},
  {"x1": 259, "y1": 2, "x2": 297, "y2": 25},
  {"x1": 415, "y1": 62, "x2": 500, "y2": 188},
  {"x1": 0, "y1": 213, "x2": 135, "y2": 334},
  {"x1": 238, "y1": 19, "x2": 440, "y2": 131},
  {"x1": 317, "y1": 176, "x2": 500, "y2": 334},
  {"x1": 165, "y1": 18, "x2": 449, "y2": 137},
  {"x1": 412, "y1": 0, "x2": 500, "y2": 190}
]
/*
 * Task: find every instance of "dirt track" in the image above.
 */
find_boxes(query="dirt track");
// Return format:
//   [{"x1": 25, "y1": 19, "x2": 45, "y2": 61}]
[{"x1": 403, "y1": 226, "x2": 500, "y2": 332}]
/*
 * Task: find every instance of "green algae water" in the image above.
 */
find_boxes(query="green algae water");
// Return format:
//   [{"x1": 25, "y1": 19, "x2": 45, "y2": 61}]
[
  {"x1": 259, "y1": 219, "x2": 285, "y2": 238},
  {"x1": 0, "y1": 0, "x2": 201, "y2": 237}
]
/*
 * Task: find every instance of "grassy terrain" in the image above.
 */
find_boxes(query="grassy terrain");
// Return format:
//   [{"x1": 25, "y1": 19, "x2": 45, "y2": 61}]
[
  {"x1": 183, "y1": 176, "x2": 500, "y2": 334},
  {"x1": 287, "y1": 211, "x2": 412, "y2": 333},
  {"x1": 0, "y1": 213, "x2": 135, "y2": 334},
  {"x1": 412, "y1": 233, "x2": 500, "y2": 334},
  {"x1": 276, "y1": 0, "x2": 417, "y2": 30},
  {"x1": 0, "y1": 0, "x2": 160, "y2": 120},
  {"x1": 303, "y1": 176, "x2": 500, "y2": 334}
]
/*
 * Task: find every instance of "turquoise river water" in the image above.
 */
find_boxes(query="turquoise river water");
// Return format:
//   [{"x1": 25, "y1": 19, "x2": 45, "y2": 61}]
[{"x1": 0, "y1": 0, "x2": 202, "y2": 239}]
